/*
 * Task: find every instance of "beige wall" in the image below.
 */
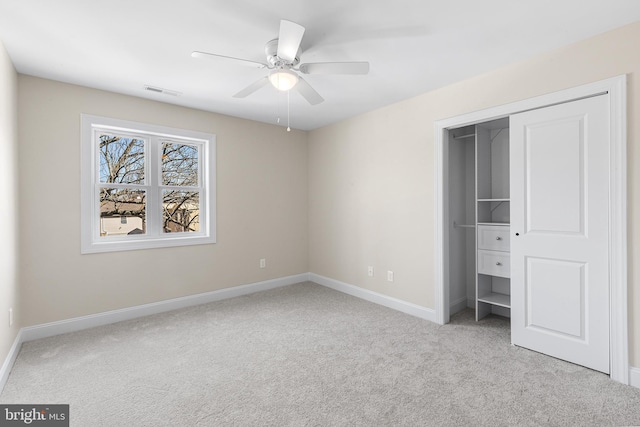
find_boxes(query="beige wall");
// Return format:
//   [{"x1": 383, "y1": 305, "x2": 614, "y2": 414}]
[
  {"x1": 308, "y1": 22, "x2": 640, "y2": 366},
  {"x1": 18, "y1": 76, "x2": 308, "y2": 326},
  {"x1": 0, "y1": 41, "x2": 19, "y2": 367}
]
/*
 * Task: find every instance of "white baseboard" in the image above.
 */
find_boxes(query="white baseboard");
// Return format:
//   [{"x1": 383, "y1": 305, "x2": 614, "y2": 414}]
[
  {"x1": 630, "y1": 366, "x2": 640, "y2": 389},
  {"x1": 309, "y1": 273, "x2": 437, "y2": 323},
  {"x1": 3, "y1": 272, "x2": 435, "y2": 393},
  {"x1": 3, "y1": 271, "x2": 633, "y2": 394},
  {"x1": 0, "y1": 330, "x2": 23, "y2": 395},
  {"x1": 21, "y1": 273, "x2": 309, "y2": 343}
]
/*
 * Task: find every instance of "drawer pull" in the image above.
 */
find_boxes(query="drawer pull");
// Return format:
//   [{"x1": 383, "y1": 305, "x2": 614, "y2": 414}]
[
  {"x1": 496, "y1": 262, "x2": 502, "y2": 266},
  {"x1": 496, "y1": 237, "x2": 502, "y2": 240}
]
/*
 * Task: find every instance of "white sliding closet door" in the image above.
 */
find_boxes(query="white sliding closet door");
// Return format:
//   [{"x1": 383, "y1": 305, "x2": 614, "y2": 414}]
[{"x1": 510, "y1": 95, "x2": 609, "y2": 373}]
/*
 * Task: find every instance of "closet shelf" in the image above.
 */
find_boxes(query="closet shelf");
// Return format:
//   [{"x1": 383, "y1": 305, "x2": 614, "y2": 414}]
[
  {"x1": 453, "y1": 221, "x2": 475, "y2": 229},
  {"x1": 478, "y1": 292, "x2": 511, "y2": 309},
  {"x1": 477, "y1": 198, "x2": 510, "y2": 202},
  {"x1": 477, "y1": 222, "x2": 509, "y2": 226}
]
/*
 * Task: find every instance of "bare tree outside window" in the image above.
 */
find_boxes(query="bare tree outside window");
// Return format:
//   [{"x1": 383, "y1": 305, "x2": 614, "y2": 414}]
[
  {"x1": 100, "y1": 135, "x2": 145, "y2": 184},
  {"x1": 161, "y1": 143, "x2": 200, "y2": 233},
  {"x1": 162, "y1": 190, "x2": 200, "y2": 233},
  {"x1": 97, "y1": 136, "x2": 201, "y2": 236},
  {"x1": 99, "y1": 135, "x2": 146, "y2": 236},
  {"x1": 162, "y1": 142, "x2": 198, "y2": 186}
]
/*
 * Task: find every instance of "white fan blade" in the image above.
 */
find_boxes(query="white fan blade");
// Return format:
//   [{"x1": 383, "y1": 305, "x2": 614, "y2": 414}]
[
  {"x1": 294, "y1": 77, "x2": 324, "y2": 105},
  {"x1": 233, "y1": 76, "x2": 269, "y2": 98},
  {"x1": 299, "y1": 62, "x2": 370, "y2": 75},
  {"x1": 277, "y1": 20, "x2": 305, "y2": 62},
  {"x1": 191, "y1": 51, "x2": 267, "y2": 69}
]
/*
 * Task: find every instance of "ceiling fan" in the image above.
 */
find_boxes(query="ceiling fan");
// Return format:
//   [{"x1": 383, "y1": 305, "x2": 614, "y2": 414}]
[{"x1": 191, "y1": 20, "x2": 370, "y2": 105}]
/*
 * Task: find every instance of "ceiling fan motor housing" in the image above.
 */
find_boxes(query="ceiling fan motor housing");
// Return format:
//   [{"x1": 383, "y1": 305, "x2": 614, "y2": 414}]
[{"x1": 265, "y1": 39, "x2": 300, "y2": 68}]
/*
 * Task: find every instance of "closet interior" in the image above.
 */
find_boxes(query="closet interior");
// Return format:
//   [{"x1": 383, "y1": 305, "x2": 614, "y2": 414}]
[{"x1": 447, "y1": 117, "x2": 510, "y2": 321}]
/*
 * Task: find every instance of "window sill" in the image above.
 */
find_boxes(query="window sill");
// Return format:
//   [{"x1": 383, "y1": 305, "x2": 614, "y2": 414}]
[{"x1": 81, "y1": 234, "x2": 216, "y2": 254}]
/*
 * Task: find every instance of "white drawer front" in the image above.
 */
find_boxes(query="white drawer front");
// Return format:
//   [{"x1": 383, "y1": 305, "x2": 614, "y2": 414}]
[
  {"x1": 478, "y1": 250, "x2": 510, "y2": 278},
  {"x1": 477, "y1": 225, "x2": 510, "y2": 252}
]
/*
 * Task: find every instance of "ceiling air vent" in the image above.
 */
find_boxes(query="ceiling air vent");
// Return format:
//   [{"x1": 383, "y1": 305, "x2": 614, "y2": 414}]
[{"x1": 144, "y1": 85, "x2": 181, "y2": 96}]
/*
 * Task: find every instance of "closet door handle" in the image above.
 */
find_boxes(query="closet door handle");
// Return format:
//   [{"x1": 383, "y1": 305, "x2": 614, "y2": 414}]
[
  {"x1": 496, "y1": 237, "x2": 502, "y2": 240},
  {"x1": 496, "y1": 262, "x2": 502, "y2": 266}
]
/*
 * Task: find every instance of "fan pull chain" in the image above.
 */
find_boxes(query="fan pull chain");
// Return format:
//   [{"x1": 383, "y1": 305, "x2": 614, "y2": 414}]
[
  {"x1": 276, "y1": 88, "x2": 281, "y2": 124},
  {"x1": 287, "y1": 90, "x2": 291, "y2": 132}
]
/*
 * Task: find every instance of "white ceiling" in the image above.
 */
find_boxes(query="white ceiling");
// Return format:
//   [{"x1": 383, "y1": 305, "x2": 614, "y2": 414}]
[{"x1": 1, "y1": 1, "x2": 639, "y2": 131}]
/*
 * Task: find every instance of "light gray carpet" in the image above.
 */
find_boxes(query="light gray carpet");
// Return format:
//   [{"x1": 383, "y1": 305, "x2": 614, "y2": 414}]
[{"x1": 1, "y1": 282, "x2": 640, "y2": 426}]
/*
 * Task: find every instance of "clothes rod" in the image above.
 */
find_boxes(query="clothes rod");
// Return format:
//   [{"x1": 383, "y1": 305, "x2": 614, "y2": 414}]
[{"x1": 452, "y1": 133, "x2": 475, "y2": 140}]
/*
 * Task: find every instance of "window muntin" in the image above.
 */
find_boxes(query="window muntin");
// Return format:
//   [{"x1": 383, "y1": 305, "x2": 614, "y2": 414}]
[{"x1": 81, "y1": 115, "x2": 215, "y2": 253}]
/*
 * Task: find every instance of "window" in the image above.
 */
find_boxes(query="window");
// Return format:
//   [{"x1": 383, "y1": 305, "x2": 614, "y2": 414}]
[{"x1": 81, "y1": 115, "x2": 216, "y2": 253}]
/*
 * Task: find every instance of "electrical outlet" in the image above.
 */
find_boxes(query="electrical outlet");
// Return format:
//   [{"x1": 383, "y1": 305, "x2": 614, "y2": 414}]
[
  {"x1": 9, "y1": 308, "x2": 13, "y2": 327},
  {"x1": 387, "y1": 271, "x2": 394, "y2": 282},
  {"x1": 367, "y1": 266, "x2": 374, "y2": 277},
  {"x1": 260, "y1": 258, "x2": 266, "y2": 269}
]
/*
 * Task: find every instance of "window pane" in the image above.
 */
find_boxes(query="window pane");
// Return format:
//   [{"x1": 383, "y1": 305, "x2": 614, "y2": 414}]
[
  {"x1": 99, "y1": 134, "x2": 145, "y2": 184},
  {"x1": 162, "y1": 143, "x2": 198, "y2": 186},
  {"x1": 162, "y1": 190, "x2": 199, "y2": 233},
  {"x1": 100, "y1": 188, "x2": 146, "y2": 236}
]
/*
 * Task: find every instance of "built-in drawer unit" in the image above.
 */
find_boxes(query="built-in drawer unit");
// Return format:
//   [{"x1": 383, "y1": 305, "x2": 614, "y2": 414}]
[
  {"x1": 477, "y1": 250, "x2": 510, "y2": 278},
  {"x1": 477, "y1": 225, "x2": 510, "y2": 252}
]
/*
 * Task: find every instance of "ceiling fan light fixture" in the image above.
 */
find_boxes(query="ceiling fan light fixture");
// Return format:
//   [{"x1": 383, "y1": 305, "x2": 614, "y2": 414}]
[{"x1": 269, "y1": 69, "x2": 299, "y2": 91}]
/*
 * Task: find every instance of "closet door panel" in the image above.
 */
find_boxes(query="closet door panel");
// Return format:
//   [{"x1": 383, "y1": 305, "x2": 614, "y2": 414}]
[
  {"x1": 524, "y1": 118, "x2": 584, "y2": 234},
  {"x1": 525, "y1": 257, "x2": 585, "y2": 338},
  {"x1": 510, "y1": 95, "x2": 609, "y2": 374}
]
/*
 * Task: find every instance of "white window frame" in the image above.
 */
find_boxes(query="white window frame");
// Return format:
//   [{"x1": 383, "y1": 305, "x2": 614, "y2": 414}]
[{"x1": 81, "y1": 114, "x2": 216, "y2": 254}]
